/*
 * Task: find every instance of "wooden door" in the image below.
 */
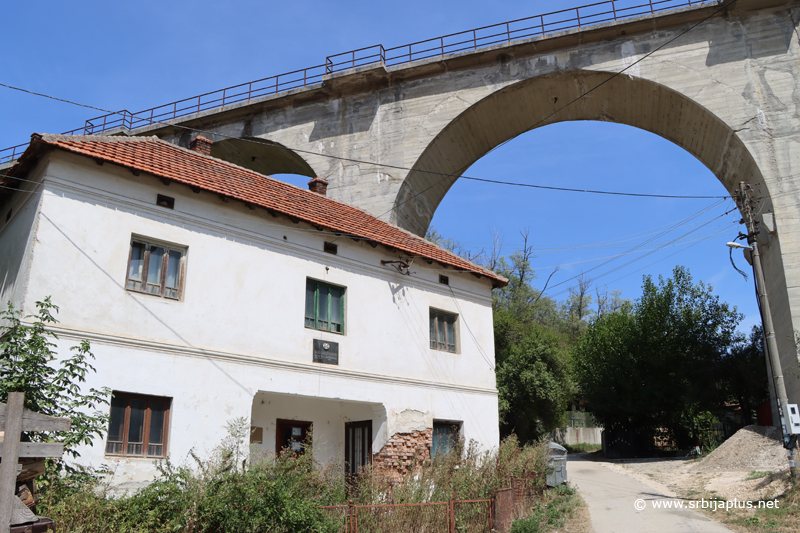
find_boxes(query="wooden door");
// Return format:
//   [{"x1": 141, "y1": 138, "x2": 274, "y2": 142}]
[{"x1": 344, "y1": 420, "x2": 372, "y2": 477}]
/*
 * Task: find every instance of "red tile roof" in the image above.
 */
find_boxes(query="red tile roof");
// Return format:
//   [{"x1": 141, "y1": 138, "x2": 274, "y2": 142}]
[{"x1": 10, "y1": 134, "x2": 506, "y2": 285}]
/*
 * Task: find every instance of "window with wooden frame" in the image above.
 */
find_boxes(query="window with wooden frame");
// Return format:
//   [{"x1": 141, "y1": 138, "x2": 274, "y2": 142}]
[
  {"x1": 105, "y1": 392, "x2": 171, "y2": 458},
  {"x1": 275, "y1": 419, "x2": 312, "y2": 455},
  {"x1": 126, "y1": 237, "x2": 186, "y2": 300},
  {"x1": 305, "y1": 279, "x2": 345, "y2": 333},
  {"x1": 432, "y1": 421, "x2": 461, "y2": 458},
  {"x1": 430, "y1": 309, "x2": 458, "y2": 352}
]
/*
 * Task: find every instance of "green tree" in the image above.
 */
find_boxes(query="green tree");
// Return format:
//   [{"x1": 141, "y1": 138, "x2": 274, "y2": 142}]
[
  {"x1": 425, "y1": 226, "x2": 589, "y2": 440},
  {"x1": 494, "y1": 314, "x2": 573, "y2": 442},
  {"x1": 574, "y1": 266, "x2": 741, "y2": 447},
  {"x1": 720, "y1": 326, "x2": 769, "y2": 425},
  {"x1": 0, "y1": 298, "x2": 110, "y2": 478}
]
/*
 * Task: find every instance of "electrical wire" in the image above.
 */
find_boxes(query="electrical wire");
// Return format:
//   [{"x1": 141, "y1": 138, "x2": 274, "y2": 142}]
[
  {"x1": 0, "y1": 0, "x2": 739, "y2": 205},
  {"x1": 0, "y1": 172, "x2": 732, "y2": 270},
  {"x1": 539, "y1": 199, "x2": 729, "y2": 293},
  {"x1": 5, "y1": 168, "x2": 733, "y2": 253},
  {"x1": 0, "y1": 0, "x2": 746, "y2": 293},
  {"x1": 0, "y1": 83, "x2": 728, "y2": 200},
  {"x1": 547, "y1": 205, "x2": 739, "y2": 297}
]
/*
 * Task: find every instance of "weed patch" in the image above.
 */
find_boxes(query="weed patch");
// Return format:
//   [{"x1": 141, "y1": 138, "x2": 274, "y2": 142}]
[
  {"x1": 509, "y1": 484, "x2": 582, "y2": 533},
  {"x1": 561, "y1": 443, "x2": 602, "y2": 454},
  {"x1": 37, "y1": 421, "x2": 552, "y2": 532}
]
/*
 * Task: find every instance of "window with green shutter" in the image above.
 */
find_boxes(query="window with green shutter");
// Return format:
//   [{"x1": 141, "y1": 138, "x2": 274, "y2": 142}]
[{"x1": 305, "y1": 279, "x2": 345, "y2": 333}]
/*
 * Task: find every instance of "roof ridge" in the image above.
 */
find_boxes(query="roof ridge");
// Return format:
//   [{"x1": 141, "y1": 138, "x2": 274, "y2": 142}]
[{"x1": 19, "y1": 134, "x2": 506, "y2": 284}]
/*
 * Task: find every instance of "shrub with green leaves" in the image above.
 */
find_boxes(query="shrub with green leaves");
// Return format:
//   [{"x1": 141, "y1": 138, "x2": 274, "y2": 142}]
[
  {"x1": 39, "y1": 426, "x2": 549, "y2": 532},
  {"x1": 0, "y1": 298, "x2": 110, "y2": 483}
]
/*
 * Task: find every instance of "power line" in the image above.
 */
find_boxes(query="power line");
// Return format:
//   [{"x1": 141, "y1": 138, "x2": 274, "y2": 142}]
[
  {"x1": 0, "y1": 0, "x2": 743, "y2": 285},
  {"x1": 540, "y1": 199, "x2": 729, "y2": 294},
  {"x1": 0, "y1": 0, "x2": 739, "y2": 203},
  {"x1": 547, "y1": 205, "x2": 739, "y2": 297},
  {"x1": 1, "y1": 171, "x2": 731, "y2": 271},
  {"x1": 0, "y1": 81, "x2": 727, "y2": 200}
]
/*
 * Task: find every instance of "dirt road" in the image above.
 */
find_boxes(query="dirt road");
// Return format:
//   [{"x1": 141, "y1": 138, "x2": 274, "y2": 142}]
[{"x1": 568, "y1": 455, "x2": 734, "y2": 532}]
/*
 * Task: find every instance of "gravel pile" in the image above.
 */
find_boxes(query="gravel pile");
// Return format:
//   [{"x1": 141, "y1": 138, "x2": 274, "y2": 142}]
[{"x1": 691, "y1": 425, "x2": 788, "y2": 472}]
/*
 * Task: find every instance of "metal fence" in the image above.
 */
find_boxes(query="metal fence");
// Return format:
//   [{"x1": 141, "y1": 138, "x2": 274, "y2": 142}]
[
  {"x1": 0, "y1": 0, "x2": 717, "y2": 166},
  {"x1": 317, "y1": 477, "x2": 539, "y2": 532}
]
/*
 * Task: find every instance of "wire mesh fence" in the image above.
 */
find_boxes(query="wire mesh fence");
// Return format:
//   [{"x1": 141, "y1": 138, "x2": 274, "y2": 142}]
[
  {"x1": 313, "y1": 479, "x2": 538, "y2": 532},
  {"x1": 355, "y1": 502, "x2": 449, "y2": 533},
  {"x1": 453, "y1": 499, "x2": 493, "y2": 533},
  {"x1": 320, "y1": 504, "x2": 351, "y2": 533}
]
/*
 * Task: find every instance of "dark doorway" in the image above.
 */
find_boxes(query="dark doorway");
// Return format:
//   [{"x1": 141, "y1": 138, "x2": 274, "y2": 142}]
[
  {"x1": 276, "y1": 419, "x2": 312, "y2": 454},
  {"x1": 345, "y1": 420, "x2": 372, "y2": 478}
]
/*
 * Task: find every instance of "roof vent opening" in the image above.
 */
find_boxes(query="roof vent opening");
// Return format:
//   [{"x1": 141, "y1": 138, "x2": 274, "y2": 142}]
[
  {"x1": 156, "y1": 194, "x2": 175, "y2": 209},
  {"x1": 308, "y1": 177, "x2": 329, "y2": 196},
  {"x1": 324, "y1": 242, "x2": 338, "y2": 255},
  {"x1": 439, "y1": 274, "x2": 449, "y2": 285},
  {"x1": 189, "y1": 136, "x2": 213, "y2": 156}
]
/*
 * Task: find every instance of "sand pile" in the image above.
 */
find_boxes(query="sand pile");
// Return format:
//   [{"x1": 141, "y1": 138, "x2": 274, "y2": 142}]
[{"x1": 691, "y1": 425, "x2": 788, "y2": 472}]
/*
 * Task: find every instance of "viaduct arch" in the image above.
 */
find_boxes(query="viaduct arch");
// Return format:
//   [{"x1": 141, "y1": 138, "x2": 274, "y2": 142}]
[
  {"x1": 24, "y1": 0, "x2": 796, "y2": 400},
  {"x1": 394, "y1": 70, "x2": 766, "y2": 236}
]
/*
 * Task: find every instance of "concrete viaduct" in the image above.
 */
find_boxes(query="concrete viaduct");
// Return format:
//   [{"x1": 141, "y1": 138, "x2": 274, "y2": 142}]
[{"x1": 10, "y1": 0, "x2": 800, "y2": 400}]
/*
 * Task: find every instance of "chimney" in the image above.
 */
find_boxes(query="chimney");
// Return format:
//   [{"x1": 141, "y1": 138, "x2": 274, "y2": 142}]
[
  {"x1": 189, "y1": 136, "x2": 213, "y2": 156},
  {"x1": 308, "y1": 177, "x2": 329, "y2": 196}
]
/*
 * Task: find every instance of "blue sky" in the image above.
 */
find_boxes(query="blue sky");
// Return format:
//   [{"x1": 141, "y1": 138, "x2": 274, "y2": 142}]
[{"x1": 1, "y1": 0, "x2": 757, "y2": 332}]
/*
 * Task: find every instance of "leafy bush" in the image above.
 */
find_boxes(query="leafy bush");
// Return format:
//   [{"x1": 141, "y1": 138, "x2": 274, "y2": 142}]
[
  {"x1": 1, "y1": 298, "x2": 110, "y2": 485},
  {"x1": 39, "y1": 427, "x2": 549, "y2": 532}
]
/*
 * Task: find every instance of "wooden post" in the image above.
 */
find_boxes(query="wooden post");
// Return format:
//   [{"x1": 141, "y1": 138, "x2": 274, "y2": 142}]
[
  {"x1": 1, "y1": 392, "x2": 24, "y2": 533},
  {"x1": 0, "y1": 392, "x2": 70, "y2": 533}
]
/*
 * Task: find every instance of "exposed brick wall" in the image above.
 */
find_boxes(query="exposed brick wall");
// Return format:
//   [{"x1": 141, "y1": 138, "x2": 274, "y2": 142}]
[{"x1": 372, "y1": 428, "x2": 432, "y2": 483}]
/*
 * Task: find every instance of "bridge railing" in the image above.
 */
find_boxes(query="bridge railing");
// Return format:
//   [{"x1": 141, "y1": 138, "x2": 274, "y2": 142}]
[{"x1": 1, "y1": 0, "x2": 714, "y2": 165}]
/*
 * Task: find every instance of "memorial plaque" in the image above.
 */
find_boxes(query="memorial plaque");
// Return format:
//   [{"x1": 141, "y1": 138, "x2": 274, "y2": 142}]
[{"x1": 313, "y1": 339, "x2": 339, "y2": 365}]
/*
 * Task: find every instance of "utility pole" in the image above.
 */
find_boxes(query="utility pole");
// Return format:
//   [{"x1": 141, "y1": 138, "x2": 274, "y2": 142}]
[{"x1": 735, "y1": 181, "x2": 798, "y2": 480}]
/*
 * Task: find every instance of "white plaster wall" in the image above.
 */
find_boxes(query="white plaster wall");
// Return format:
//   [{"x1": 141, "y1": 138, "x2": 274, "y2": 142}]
[
  {"x1": 26, "y1": 153, "x2": 497, "y2": 391},
  {"x1": 250, "y1": 392, "x2": 383, "y2": 466},
  {"x1": 0, "y1": 170, "x2": 44, "y2": 314},
  {"x1": 11, "y1": 151, "x2": 500, "y2": 487},
  {"x1": 55, "y1": 329, "x2": 498, "y2": 490}
]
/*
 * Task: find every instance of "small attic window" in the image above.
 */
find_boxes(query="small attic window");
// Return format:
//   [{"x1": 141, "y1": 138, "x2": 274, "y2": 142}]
[
  {"x1": 324, "y1": 242, "x2": 338, "y2": 255},
  {"x1": 156, "y1": 194, "x2": 175, "y2": 209},
  {"x1": 439, "y1": 274, "x2": 449, "y2": 285}
]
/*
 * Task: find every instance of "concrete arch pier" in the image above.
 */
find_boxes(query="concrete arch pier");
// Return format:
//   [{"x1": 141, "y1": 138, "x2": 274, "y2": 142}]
[{"x1": 132, "y1": 0, "x2": 800, "y2": 400}]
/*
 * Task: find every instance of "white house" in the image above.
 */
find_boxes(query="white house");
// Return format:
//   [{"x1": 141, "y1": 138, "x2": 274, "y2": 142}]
[{"x1": 0, "y1": 133, "x2": 504, "y2": 490}]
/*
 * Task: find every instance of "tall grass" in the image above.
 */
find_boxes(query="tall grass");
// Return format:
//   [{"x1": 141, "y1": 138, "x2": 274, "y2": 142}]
[
  {"x1": 353, "y1": 435, "x2": 546, "y2": 504},
  {"x1": 37, "y1": 421, "x2": 547, "y2": 532}
]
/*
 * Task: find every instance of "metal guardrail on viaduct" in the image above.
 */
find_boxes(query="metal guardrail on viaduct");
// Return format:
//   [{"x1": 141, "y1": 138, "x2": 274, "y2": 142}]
[{"x1": 0, "y1": 0, "x2": 716, "y2": 165}]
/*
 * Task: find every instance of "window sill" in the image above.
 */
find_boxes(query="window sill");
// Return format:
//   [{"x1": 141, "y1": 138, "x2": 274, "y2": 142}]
[
  {"x1": 304, "y1": 325, "x2": 344, "y2": 336},
  {"x1": 125, "y1": 290, "x2": 182, "y2": 303},
  {"x1": 104, "y1": 454, "x2": 167, "y2": 461}
]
